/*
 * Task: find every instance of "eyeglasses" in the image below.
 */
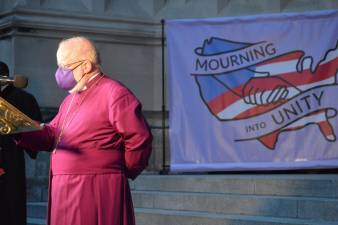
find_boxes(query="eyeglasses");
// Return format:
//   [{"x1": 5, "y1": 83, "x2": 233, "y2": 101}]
[{"x1": 63, "y1": 60, "x2": 86, "y2": 70}]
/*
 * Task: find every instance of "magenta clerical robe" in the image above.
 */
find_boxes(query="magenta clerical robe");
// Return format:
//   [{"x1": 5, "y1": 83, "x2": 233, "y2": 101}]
[{"x1": 16, "y1": 75, "x2": 152, "y2": 225}]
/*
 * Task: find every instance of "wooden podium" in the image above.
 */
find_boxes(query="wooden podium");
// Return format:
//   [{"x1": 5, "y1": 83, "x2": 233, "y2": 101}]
[{"x1": 0, "y1": 97, "x2": 41, "y2": 135}]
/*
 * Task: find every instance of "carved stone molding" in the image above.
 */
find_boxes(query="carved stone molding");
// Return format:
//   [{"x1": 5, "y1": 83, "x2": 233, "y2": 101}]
[{"x1": 0, "y1": 6, "x2": 161, "y2": 45}]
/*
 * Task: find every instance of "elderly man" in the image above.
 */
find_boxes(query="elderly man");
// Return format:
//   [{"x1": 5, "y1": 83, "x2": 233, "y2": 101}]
[{"x1": 16, "y1": 37, "x2": 152, "y2": 225}]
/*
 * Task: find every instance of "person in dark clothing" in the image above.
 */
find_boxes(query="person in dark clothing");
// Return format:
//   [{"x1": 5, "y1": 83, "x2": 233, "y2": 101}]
[{"x1": 0, "y1": 61, "x2": 42, "y2": 225}]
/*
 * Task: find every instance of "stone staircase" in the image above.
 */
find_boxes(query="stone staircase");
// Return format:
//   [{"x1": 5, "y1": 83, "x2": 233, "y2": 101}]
[{"x1": 27, "y1": 174, "x2": 338, "y2": 225}]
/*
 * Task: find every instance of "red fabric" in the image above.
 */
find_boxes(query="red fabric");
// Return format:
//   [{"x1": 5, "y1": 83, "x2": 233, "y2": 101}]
[{"x1": 17, "y1": 75, "x2": 152, "y2": 225}]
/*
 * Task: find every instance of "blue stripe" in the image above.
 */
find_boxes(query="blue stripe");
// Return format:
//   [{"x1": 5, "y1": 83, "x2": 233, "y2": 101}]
[
  {"x1": 196, "y1": 38, "x2": 256, "y2": 102},
  {"x1": 196, "y1": 76, "x2": 227, "y2": 102}
]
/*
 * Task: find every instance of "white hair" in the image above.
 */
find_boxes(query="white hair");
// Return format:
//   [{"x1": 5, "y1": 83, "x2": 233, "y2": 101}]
[{"x1": 56, "y1": 36, "x2": 101, "y2": 67}]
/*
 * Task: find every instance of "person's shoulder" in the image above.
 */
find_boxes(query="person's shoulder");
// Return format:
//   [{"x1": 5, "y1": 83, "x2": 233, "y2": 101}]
[
  {"x1": 101, "y1": 75, "x2": 126, "y2": 88},
  {"x1": 13, "y1": 87, "x2": 37, "y2": 100},
  {"x1": 100, "y1": 75, "x2": 141, "y2": 105},
  {"x1": 101, "y1": 75, "x2": 134, "y2": 97}
]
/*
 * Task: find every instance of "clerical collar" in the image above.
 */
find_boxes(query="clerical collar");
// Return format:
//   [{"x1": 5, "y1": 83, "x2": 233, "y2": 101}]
[{"x1": 88, "y1": 73, "x2": 100, "y2": 82}]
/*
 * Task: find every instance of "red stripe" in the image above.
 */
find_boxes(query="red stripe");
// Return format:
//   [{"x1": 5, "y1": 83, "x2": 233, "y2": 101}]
[
  {"x1": 207, "y1": 56, "x2": 338, "y2": 116},
  {"x1": 234, "y1": 100, "x2": 285, "y2": 119},
  {"x1": 278, "y1": 56, "x2": 338, "y2": 87},
  {"x1": 318, "y1": 121, "x2": 334, "y2": 137},
  {"x1": 207, "y1": 86, "x2": 242, "y2": 114}
]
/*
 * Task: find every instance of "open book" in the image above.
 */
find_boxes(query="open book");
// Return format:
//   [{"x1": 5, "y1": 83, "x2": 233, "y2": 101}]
[{"x1": 0, "y1": 97, "x2": 41, "y2": 135}]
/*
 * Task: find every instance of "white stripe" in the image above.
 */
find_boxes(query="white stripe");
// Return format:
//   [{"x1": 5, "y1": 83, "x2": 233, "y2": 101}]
[
  {"x1": 217, "y1": 99, "x2": 252, "y2": 119},
  {"x1": 254, "y1": 59, "x2": 300, "y2": 76},
  {"x1": 254, "y1": 48, "x2": 337, "y2": 77},
  {"x1": 296, "y1": 76, "x2": 335, "y2": 91},
  {"x1": 320, "y1": 47, "x2": 338, "y2": 65},
  {"x1": 216, "y1": 77, "x2": 335, "y2": 120}
]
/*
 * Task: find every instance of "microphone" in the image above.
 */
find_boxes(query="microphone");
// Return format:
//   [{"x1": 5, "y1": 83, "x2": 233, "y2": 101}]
[{"x1": 0, "y1": 75, "x2": 28, "y2": 88}]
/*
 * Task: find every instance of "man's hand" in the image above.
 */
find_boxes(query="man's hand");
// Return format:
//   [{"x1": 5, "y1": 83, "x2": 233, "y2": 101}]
[{"x1": 242, "y1": 76, "x2": 289, "y2": 105}]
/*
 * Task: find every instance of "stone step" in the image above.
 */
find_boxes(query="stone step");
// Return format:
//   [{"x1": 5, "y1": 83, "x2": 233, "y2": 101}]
[
  {"x1": 27, "y1": 175, "x2": 338, "y2": 223},
  {"x1": 27, "y1": 217, "x2": 46, "y2": 225},
  {"x1": 131, "y1": 174, "x2": 338, "y2": 198},
  {"x1": 131, "y1": 190, "x2": 338, "y2": 221},
  {"x1": 135, "y1": 208, "x2": 338, "y2": 225},
  {"x1": 27, "y1": 202, "x2": 48, "y2": 219},
  {"x1": 26, "y1": 177, "x2": 49, "y2": 202},
  {"x1": 27, "y1": 174, "x2": 338, "y2": 202},
  {"x1": 27, "y1": 202, "x2": 338, "y2": 225}
]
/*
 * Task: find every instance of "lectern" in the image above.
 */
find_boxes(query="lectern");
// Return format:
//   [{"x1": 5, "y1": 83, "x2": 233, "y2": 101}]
[{"x1": 0, "y1": 97, "x2": 41, "y2": 135}]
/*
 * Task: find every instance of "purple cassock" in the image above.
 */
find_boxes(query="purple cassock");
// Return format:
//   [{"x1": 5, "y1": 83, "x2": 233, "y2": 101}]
[{"x1": 16, "y1": 75, "x2": 152, "y2": 225}]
